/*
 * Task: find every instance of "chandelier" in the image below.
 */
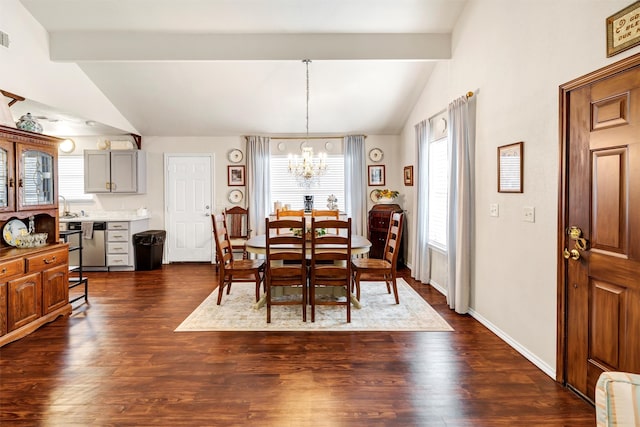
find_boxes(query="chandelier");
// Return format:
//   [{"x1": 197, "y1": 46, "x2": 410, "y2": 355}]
[{"x1": 288, "y1": 59, "x2": 327, "y2": 188}]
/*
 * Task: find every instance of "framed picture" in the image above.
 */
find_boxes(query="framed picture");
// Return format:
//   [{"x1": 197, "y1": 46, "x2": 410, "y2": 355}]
[
  {"x1": 403, "y1": 166, "x2": 414, "y2": 186},
  {"x1": 498, "y1": 142, "x2": 523, "y2": 193},
  {"x1": 227, "y1": 165, "x2": 245, "y2": 186},
  {"x1": 368, "y1": 165, "x2": 385, "y2": 186},
  {"x1": 607, "y1": 1, "x2": 640, "y2": 57}
]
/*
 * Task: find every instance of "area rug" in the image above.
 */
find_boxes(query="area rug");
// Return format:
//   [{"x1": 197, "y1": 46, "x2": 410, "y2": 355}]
[{"x1": 175, "y1": 279, "x2": 453, "y2": 332}]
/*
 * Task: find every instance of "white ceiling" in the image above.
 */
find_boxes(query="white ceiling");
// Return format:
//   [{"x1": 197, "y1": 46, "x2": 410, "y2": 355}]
[{"x1": 17, "y1": 0, "x2": 467, "y2": 137}]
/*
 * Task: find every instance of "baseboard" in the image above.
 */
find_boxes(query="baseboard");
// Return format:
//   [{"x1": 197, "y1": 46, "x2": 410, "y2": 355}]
[{"x1": 419, "y1": 276, "x2": 556, "y2": 380}]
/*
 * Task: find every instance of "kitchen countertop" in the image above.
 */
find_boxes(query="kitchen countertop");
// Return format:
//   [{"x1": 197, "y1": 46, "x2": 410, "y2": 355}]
[{"x1": 59, "y1": 211, "x2": 151, "y2": 223}]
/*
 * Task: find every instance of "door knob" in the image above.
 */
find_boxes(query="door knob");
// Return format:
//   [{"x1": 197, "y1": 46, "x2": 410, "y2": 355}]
[
  {"x1": 567, "y1": 226, "x2": 583, "y2": 240},
  {"x1": 563, "y1": 248, "x2": 580, "y2": 260}
]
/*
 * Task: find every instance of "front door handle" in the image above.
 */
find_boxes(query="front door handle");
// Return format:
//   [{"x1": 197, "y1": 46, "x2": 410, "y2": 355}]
[{"x1": 563, "y1": 248, "x2": 580, "y2": 261}]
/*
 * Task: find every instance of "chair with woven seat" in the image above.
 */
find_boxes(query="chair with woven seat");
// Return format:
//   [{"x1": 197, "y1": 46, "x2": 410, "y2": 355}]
[
  {"x1": 351, "y1": 212, "x2": 404, "y2": 304},
  {"x1": 211, "y1": 214, "x2": 265, "y2": 305},
  {"x1": 309, "y1": 217, "x2": 352, "y2": 322},
  {"x1": 224, "y1": 206, "x2": 250, "y2": 259},
  {"x1": 265, "y1": 217, "x2": 307, "y2": 322}
]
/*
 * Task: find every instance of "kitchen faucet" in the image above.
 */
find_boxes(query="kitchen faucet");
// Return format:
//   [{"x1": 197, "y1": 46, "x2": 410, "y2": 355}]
[{"x1": 59, "y1": 195, "x2": 70, "y2": 217}]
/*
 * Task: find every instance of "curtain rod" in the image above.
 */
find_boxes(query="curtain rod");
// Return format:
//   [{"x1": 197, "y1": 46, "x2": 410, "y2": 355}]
[{"x1": 245, "y1": 135, "x2": 367, "y2": 140}]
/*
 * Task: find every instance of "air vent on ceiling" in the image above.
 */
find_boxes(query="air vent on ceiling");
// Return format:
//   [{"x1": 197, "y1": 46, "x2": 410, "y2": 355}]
[{"x1": 0, "y1": 31, "x2": 9, "y2": 48}]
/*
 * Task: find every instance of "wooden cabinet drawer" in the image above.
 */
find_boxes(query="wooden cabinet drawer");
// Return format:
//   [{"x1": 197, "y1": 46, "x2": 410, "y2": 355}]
[
  {"x1": 107, "y1": 230, "x2": 129, "y2": 242},
  {"x1": 0, "y1": 259, "x2": 24, "y2": 280},
  {"x1": 107, "y1": 222, "x2": 129, "y2": 231},
  {"x1": 107, "y1": 242, "x2": 128, "y2": 254},
  {"x1": 25, "y1": 248, "x2": 69, "y2": 273},
  {"x1": 107, "y1": 254, "x2": 129, "y2": 266}
]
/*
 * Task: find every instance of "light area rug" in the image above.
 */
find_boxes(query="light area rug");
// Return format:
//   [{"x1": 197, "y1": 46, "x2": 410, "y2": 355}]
[{"x1": 175, "y1": 279, "x2": 453, "y2": 332}]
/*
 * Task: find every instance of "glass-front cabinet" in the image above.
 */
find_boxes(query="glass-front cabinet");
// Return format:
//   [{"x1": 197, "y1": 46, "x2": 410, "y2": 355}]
[
  {"x1": 16, "y1": 143, "x2": 57, "y2": 210},
  {"x1": 0, "y1": 140, "x2": 15, "y2": 213}
]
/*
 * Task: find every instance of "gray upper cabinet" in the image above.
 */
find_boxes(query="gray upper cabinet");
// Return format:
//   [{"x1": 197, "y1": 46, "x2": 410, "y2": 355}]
[{"x1": 84, "y1": 150, "x2": 146, "y2": 194}]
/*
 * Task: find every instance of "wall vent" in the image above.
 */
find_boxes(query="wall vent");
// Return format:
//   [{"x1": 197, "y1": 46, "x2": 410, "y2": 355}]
[{"x1": 0, "y1": 31, "x2": 10, "y2": 48}]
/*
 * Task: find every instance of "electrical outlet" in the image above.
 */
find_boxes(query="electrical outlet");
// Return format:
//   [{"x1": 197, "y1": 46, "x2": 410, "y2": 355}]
[
  {"x1": 489, "y1": 203, "x2": 499, "y2": 217},
  {"x1": 523, "y1": 206, "x2": 535, "y2": 222}
]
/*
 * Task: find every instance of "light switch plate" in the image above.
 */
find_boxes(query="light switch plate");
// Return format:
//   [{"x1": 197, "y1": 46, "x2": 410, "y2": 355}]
[
  {"x1": 523, "y1": 206, "x2": 535, "y2": 222},
  {"x1": 489, "y1": 203, "x2": 499, "y2": 217}
]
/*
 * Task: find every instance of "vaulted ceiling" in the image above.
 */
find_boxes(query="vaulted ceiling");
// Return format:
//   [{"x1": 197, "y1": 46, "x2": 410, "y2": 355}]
[{"x1": 16, "y1": 0, "x2": 467, "y2": 137}]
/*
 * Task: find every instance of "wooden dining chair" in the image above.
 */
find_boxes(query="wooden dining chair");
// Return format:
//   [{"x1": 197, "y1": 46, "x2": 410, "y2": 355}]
[
  {"x1": 224, "y1": 206, "x2": 250, "y2": 259},
  {"x1": 276, "y1": 209, "x2": 305, "y2": 234},
  {"x1": 265, "y1": 217, "x2": 307, "y2": 322},
  {"x1": 351, "y1": 212, "x2": 404, "y2": 304},
  {"x1": 312, "y1": 209, "x2": 340, "y2": 235},
  {"x1": 211, "y1": 214, "x2": 265, "y2": 305},
  {"x1": 309, "y1": 217, "x2": 352, "y2": 323}
]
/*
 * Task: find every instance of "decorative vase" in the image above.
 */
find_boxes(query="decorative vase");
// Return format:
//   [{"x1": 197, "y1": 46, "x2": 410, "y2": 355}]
[
  {"x1": 377, "y1": 197, "x2": 395, "y2": 204},
  {"x1": 16, "y1": 113, "x2": 43, "y2": 133}
]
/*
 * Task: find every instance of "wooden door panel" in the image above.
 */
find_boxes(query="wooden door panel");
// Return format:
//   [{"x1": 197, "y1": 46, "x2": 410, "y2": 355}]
[
  {"x1": 591, "y1": 93, "x2": 629, "y2": 130},
  {"x1": 591, "y1": 148, "x2": 627, "y2": 253},
  {"x1": 590, "y1": 280, "x2": 626, "y2": 369}
]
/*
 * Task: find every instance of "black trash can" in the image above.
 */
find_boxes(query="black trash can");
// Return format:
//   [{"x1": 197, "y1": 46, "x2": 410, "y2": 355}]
[{"x1": 133, "y1": 230, "x2": 166, "y2": 271}]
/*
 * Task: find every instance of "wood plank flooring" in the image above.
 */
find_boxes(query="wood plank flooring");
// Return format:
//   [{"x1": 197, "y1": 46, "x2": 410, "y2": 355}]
[{"x1": 0, "y1": 264, "x2": 594, "y2": 426}]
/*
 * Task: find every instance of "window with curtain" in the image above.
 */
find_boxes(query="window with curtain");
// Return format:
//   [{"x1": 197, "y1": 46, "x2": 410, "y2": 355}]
[
  {"x1": 270, "y1": 154, "x2": 345, "y2": 211},
  {"x1": 428, "y1": 136, "x2": 448, "y2": 250},
  {"x1": 58, "y1": 155, "x2": 93, "y2": 201}
]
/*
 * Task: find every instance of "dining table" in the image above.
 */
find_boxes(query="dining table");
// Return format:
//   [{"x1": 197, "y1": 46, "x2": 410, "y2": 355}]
[{"x1": 244, "y1": 233, "x2": 372, "y2": 310}]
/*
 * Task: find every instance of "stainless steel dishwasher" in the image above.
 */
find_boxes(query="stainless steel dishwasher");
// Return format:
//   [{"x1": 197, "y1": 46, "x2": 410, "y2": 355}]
[{"x1": 67, "y1": 222, "x2": 107, "y2": 270}]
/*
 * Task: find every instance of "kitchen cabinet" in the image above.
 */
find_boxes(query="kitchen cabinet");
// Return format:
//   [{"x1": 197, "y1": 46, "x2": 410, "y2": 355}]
[
  {"x1": 0, "y1": 125, "x2": 71, "y2": 347},
  {"x1": 368, "y1": 204, "x2": 404, "y2": 267},
  {"x1": 84, "y1": 150, "x2": 146, "y2": 194},
  {"x1": 106, "y1": 219, "x2": 149, "y2": 270}
]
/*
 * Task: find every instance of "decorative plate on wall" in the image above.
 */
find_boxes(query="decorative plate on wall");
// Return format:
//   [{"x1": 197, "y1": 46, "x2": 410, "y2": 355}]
[
  {"x1": 228, "y1": 189, "x2": 243, "y2": 204},
  {"x1": 370, "y1": 190, "x2": 381, "y2": 203},
  {"x1": 368, "y1": 148, "x2": 384, "y2": 162},
  {"x1": 228, "y1": 149, "x2": 243, "y2": 163}
]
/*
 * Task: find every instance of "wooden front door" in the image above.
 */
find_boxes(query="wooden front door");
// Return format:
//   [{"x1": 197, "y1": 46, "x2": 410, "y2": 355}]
[{"x1": 559, "y1": 54, "x2": 640, "y2": 401}]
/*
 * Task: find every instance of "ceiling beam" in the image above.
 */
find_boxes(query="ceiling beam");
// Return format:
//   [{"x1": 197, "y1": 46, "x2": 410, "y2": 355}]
[{"x1": 49, "y1": 32, "x2": 451, "y2": 61}]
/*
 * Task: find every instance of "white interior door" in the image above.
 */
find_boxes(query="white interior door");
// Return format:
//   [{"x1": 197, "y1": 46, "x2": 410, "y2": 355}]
[{"x1": 165, "y1": 154, "x2": 213, "y2": 262}]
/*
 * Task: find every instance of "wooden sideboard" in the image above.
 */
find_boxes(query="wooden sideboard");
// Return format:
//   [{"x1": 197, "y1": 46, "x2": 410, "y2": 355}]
[
  {"x1": 0, "y1": 125, "x2": 70, "y2": 347},
  {"x1": 367, "y1": 203, "x2": 404, "y2": 267}
]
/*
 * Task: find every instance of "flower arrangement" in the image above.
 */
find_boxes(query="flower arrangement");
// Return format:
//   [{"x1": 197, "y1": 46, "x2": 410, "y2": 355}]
[
  {"x1": 291, "y1": 227, "x2": 327, "y2": 239},
  {"x1": 374, "y1": 189, "x2": 399, "y2": 199}
]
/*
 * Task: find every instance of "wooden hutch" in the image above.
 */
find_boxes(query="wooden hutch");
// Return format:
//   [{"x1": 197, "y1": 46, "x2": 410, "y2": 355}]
[
  {"x1": 0, "y1": 125, "x2": 70, "y2": 347},
  {"x1": 367, "y1": 203, "x2": 404, "y2": 267}
]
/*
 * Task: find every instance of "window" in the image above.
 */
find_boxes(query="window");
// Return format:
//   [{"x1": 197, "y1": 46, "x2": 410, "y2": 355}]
[
  {"x1": 270, "y1": 154, "x2": 345, "y2": 212},
  {"x1": 428, "y1": 136, "x2": 448, "y2": 250},
  {"x1": 58, "y1": 155, "x2": 93, "y2": 201}
]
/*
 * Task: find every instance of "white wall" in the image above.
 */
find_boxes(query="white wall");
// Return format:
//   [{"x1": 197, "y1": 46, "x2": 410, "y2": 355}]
[
  {"x1": 401, "y1": 0, "x2": 640, "y2": 375},
  {"x1": 64, "y1": 134, "x2": 402, "y2": 232},
  {"x1": 0, "y1": 0, "x2": 137, "y2": 134}
]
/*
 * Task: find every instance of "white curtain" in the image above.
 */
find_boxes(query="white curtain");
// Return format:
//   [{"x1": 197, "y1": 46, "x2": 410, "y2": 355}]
[
  {"x1": 246, "y1": 136, "x2": 270, "y2": 236},
  {"x1": 343, "y1": 135, "x2": 367, "y2": 235},
  {"x1": 446, "y1": 96, "x2": 476, "y2": 314},
  {"x1": 413, "y1": 119, "x2": 431, "y2": 283}
]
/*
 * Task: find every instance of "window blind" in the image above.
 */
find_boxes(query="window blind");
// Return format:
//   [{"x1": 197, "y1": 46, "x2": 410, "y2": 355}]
[
  {"x1": 270, "y1": 154, "x2": 345, "y2": 212},
  {"x1": 58, "y1": 156, "x2": 93, "y2": 201},
  {"x1": 428, "y1": 137, "x2": 448, "y2": 250}
]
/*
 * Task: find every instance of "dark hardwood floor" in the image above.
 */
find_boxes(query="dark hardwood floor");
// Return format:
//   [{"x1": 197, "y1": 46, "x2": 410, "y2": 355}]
[{"x1": 0, "y1": 264, "x2": 594, "y2": 426}]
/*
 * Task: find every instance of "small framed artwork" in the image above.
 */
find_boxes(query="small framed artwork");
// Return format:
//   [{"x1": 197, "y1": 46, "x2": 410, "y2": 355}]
[
  {"x1": 368, "y1": 165, "x2": 385, "y2": 186},
  {"x1": 498, "y1": 141, "x2": 523, "y2": 193},
  {"x1": 404, "y1": 166, "x2": 414, "y2": 186},
  {"x1": 227, "y1": 165, "x2": 245, "y2": 186},
  {"x1": 607, "y1": 1, "x2": 640, "y2": 57}
]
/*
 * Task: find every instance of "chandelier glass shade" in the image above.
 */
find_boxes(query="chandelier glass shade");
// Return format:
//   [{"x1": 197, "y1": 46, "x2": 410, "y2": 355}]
[
  {"x1": 287, "y1": 59, "x2": 327, "y2": 189},
  {"x1": 288, "y1": 147, "x2": 327, "y2": 188}
]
